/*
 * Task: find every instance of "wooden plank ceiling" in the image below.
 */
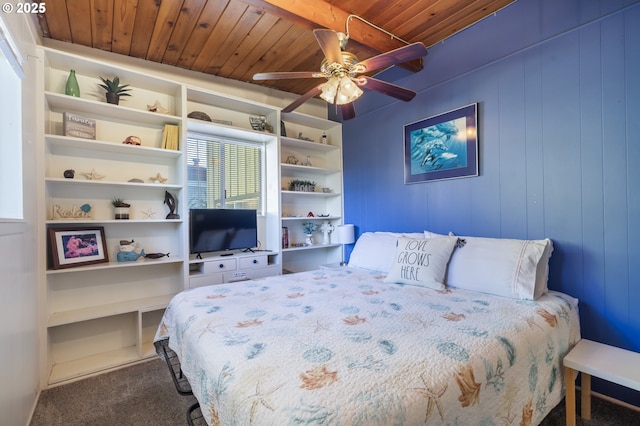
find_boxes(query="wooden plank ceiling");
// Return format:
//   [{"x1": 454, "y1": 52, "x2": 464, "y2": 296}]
[{"x1": 36, "y1": 0, "x2": 515, "y2": 96}]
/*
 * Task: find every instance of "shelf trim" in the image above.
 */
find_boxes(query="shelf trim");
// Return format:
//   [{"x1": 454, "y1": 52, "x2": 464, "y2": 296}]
[
  {"x1": 283, "y1": 243, "x2": 341, "y2": 252},
  {"x1": 45, "y1": 91, "x2": 182, "y2": 126},
  {"x1": 281, "y1": 190, "x2": 341, "y2": 197},
  {"x1": 281, "y1": 163, "x2": 340, "y2": 175},
  {"x1": 46, "y1": 257, "x2": 183, "y2": 275},
  {"x1": 45, "y1": 177, "x2": 182, "y2": 190},
  {"x1": 281, "y1": 136, "x2": 340, "y2": 152},
  {"x1": 45, "y1": 134, "x2": 182, "y2": 158}
]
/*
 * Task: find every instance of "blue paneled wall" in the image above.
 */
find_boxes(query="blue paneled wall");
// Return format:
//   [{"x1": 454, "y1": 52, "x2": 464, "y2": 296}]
[{"x1": 340, "y1": 0, "x2": 640, "y2": 404}]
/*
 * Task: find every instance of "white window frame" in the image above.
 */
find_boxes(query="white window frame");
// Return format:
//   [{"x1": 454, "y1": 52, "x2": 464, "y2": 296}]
[{"x1": 0, "y1": 15, "x2": 25, "y2": 235}]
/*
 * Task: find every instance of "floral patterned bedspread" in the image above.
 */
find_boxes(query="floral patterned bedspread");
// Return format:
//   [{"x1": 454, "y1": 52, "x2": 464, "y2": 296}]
[{"x1": 155, "y1": 267, "x2": 580, "y2": 426}]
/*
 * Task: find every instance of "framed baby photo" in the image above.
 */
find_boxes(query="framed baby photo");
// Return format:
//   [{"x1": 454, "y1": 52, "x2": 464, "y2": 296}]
[{"x1": 49, "y1": 227, "x2": 109, "y2": 269}]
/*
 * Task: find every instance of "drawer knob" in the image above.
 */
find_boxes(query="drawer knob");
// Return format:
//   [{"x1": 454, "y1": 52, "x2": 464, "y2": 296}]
[
  {"x1": 253, "y1": 259, "x2": 258, "y2": 264},
  {"x1": 219, "y1": 263, "x2": 224, "y2": 269}
]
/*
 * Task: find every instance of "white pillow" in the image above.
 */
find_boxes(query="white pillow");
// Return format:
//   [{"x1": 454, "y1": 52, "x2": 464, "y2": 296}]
[
  {"x1": 348, "y1": 232, "x2": 425, "y2": 272},
  {"x1": 425, "y1": 230, "x2": 455, "y2": 238},
  {"x1": 384, "y1": 236, "x2": 459, "y2": 290},
  {"x1": 446, "y1": 236, "x2": 553, "y2": 300}
]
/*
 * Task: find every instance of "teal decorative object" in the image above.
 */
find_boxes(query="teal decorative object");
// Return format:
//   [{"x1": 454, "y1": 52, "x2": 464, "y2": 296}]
[{"x1": 65, "y1": 69, "x2": 80, "y2": 97}]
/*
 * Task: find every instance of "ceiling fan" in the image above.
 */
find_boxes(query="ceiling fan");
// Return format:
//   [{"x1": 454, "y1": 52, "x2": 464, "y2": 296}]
[{"x1": 253, "y1": 29, "x2": 428, "y2": 120}]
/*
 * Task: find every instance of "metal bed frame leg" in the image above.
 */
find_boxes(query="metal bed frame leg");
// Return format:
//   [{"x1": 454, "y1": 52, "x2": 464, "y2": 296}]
[{"x1": 160, "y1": 340, "x2": 202, "y2": 424}]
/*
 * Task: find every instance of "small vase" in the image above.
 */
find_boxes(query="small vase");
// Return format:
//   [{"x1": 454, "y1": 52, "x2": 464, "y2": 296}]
[
  {"x1": 114, "y1": 207, "x2": 130, "y2": 220},
  {"x1": 305, "y1": 234, "x2": 314, "y2": 246},
  {"x1": 65, "y1": 69, "x2": 80, "y2": 97},
  {"x1": 106, "y1": 92, "x2": 120, "y2": 105}
]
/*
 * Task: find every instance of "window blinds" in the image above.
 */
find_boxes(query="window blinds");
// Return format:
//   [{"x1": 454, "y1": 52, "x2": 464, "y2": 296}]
[{"x1": 186, "y1": 134, "x2": 263, "y2": 213}]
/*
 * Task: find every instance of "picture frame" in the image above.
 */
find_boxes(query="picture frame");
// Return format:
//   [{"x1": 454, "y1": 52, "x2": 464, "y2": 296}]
[
  {"x1": 48, "y1": 226, "x2": 109, "y2": 269},
  {"x1": 404, "y1": 103, "x2": 478, "y2": 184}
]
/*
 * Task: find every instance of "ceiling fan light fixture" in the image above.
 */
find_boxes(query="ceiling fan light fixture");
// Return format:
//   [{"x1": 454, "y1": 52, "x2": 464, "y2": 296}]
[
  {"x1": 319, "y1": 76, "x2": 363, "y2": 105},
  {"x1": 335, "y1": 76, "x2": 363, "y2": 105},
  {"x1": 319, "y1": 77, "x2": 339, "y2": 103}
]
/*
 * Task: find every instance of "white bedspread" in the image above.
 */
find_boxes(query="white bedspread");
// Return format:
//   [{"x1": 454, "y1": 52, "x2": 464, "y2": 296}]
[{"x1": 155, "y1": 267, "x2": 580, "y2": 425}]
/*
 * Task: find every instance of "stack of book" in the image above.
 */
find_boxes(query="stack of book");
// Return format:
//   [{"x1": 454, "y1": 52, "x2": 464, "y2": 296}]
[{"x1": 161, "y1": 124, "x2": 180, "y2": 150}]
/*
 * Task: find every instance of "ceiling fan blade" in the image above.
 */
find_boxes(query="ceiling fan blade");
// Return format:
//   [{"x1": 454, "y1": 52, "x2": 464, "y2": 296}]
[
  {"x1": 353, "y1": 42, "x2": 428, "y2": 74},
  {"x1": 253, "y1": 71, "x2": 325, "y2": 80},
  {"x1": 282, "y1": 85, "x2": 323, "y2": 113},
  {"x1": 340, "y1": 103, "x2": 356, "y2": 120},
  {"x1": 313, "y1": 29, "x2": 344, "y2": 65},
  {"x1": 358, "y1": 76, "x2": 417, "y2": 102}
]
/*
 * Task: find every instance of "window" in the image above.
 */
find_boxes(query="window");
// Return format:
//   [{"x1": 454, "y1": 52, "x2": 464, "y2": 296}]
[
  {"x1": 187, "y1": 134, "x2": 264, "y2": 213},
  {"x1": 0, "y1": 16, "x2": 24, "y2": 222}
]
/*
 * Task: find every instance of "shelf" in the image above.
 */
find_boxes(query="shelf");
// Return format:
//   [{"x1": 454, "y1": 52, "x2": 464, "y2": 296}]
[
  {"x1": 281, "y1": 190, "x2": 341, "y2": 197},
  {"x1": 281, "y1": 111, "x2": 341, "y2": 130},
  {"x1": 48, "y1": 346, "x2": 140, "y2": 385},
  {"x1": 46, "y1": 219, "x2": 182, "y2": 225},
  {"x1": 281, "y1": 136, "x2": 340, "y2": 152},
  {"x1": 46, "y1": 257, "x2": 183, "y2": 275},
  {"x1": 187, "y1": 118, "x2": 276, "y2": 143},
  {"x1": 187, "y1": 86, "x2": 276, "y2": 117},
  {"x1": 283, "y1": 243, "x2": 341, "y2": 252},
  {"x1": 281, "y1": 163, "x2": 340, "y2": 175},
  {"x1": 282, "y1": 216, "x2": 340, "y2": 221},
  {"x1": 45, "y1": 91, "x2": 181, "y2": 126},
  {"x1": 48, "y1": 294, "x2": 173, "y2": 327},
  {"x1": 46, "y1": 134, "x2": 182, "y2": 159},
  {"x1": 45, "y1": 177, "x2": 182, "y2": 190}
]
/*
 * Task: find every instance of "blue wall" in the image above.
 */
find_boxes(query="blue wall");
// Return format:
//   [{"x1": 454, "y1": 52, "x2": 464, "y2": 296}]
[{"x1": 339, "y1": 0, "x2": 640, "y2": 404}]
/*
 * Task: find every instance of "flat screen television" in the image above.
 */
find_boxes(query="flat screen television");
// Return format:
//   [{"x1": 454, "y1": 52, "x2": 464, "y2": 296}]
[{"x1": 189, "y1": 208, "x2": 258, "y2": 255}]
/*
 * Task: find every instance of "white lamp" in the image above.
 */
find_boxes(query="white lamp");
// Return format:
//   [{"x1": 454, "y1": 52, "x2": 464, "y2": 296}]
[{"x1": 337, "y1": 224, "x2": 355, "y2": 266}]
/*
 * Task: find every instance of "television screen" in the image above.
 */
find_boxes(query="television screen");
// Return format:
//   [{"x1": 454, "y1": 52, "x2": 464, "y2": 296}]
[{"x1": 189, "y1": 209, "x2": 258, "y2": 254}]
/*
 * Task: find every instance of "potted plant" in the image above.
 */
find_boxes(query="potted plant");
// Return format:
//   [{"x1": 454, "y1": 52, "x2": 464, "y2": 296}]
[
  {"x1": 302, "y1": 222, "x2": 318, "y2": 246},
  {"x1": 112, "y1": 198, "x2": 131, "y2": 220},
  {"x1": 99, "y1": 76, "x2": 131, "y2": 105}
]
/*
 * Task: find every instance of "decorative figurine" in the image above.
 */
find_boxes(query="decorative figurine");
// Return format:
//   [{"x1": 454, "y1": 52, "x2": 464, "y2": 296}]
[
  {"x1": 285, "y1": 155, "x2": 299, "y2": 165},
  {"x1": 164, "y1": 191, "x2": 180, "y2": 219},
  {"x1": 150, "y1": 173, "x2": 168, "y2": 184},
  {"x1": 63, "y1": 169, "x2": 75, "y2": 178},
  {"x1": 116, "y1": 239, "x2": 145, "y2": 262},
  {"x1": 123, "y1": 135, "x2": 141, "y2": 145},
  {"x1": 147, "y1": 100, "x2": 170, "y2": 114},
  {"x1": 140, "y1": 208, "x2": 157, "y2": 219},
  {"x1": 80, "y1": 168, "x2": 105, "y2": 180},
  {"x1": 145, "y1": 252, "x2": 170, "y2": 259},
  {"x1": 320, "y1": 221, "x2": 335, "y2": 244}
]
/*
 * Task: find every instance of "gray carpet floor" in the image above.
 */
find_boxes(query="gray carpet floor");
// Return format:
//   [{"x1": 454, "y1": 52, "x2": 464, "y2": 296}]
[{"x1": 31, "y1": 358, "x2": 639, "y2": 426}]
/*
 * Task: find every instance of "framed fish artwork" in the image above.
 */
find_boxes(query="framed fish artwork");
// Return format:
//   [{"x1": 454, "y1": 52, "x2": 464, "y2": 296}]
[{"x1": 404, "y1": 103, "x2": 478, "y2": 184}]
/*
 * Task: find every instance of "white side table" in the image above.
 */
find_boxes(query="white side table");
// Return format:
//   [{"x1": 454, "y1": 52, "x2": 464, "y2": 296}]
[{"x1": 563, "y1": 339, "x2": 640, "y2": 426}]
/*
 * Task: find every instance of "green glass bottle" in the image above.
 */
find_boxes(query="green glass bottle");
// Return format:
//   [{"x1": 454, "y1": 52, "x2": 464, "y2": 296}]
[{"x1": 65, "y1": 69, "x2": 80, "y2": 97}]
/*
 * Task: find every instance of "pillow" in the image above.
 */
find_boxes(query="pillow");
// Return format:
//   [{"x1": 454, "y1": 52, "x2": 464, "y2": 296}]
[
  {"x1": 348, "y1": 232, "x2": 425, "y2": 272},
  {"x1": 384, "y1": 236, "x2": 459, "y2": 290},
  {"x1": 424, "y1": 230, "x2": 455, "y2": 238},
  {"x1": 446, "y1": 236, "x2": 553, "y2": 300}
]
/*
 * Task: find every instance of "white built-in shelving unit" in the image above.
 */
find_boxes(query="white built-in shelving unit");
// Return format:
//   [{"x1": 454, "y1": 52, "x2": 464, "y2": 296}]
[
  {"x1": 38, "y1": 46, "x2": 343, "y2": 386},
  {"x1": 280, "y1": 112, "x2": 343, "y2": 273}
]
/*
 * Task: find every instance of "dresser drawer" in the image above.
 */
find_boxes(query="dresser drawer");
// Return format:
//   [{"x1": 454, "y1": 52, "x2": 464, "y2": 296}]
[
  {"x1": 238, "y1": 255, "x2": 268, "y2": 269},
  {"x1": 203, "y1": 258, "x2": 237, "y2": 274},
  {"x1": 189, "y1": 273, "x2": 224, "y2": 288}
]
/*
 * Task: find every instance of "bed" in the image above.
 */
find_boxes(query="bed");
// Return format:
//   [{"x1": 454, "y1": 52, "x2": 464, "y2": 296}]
[{"x1": 155, "y1": 232, "x2": 581, "y2": 425}]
